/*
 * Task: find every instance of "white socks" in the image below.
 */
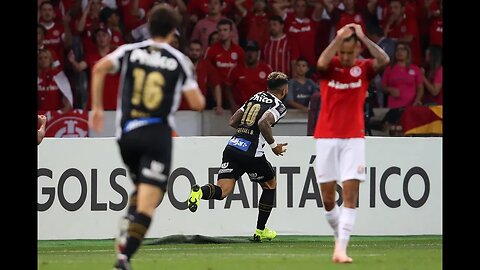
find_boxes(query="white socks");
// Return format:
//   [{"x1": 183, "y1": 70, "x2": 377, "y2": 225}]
[
  {"x1": 324, "y1": 205, "x2": 340, "y2": 240},
  {"x1": 337, "y1": 207, "x2": 357, "y2": 252}
]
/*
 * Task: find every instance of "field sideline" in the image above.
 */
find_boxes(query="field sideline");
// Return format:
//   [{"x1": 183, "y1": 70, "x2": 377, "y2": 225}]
[{"x1": 38, "y1": 235, "x2": 442, "y2": 270}]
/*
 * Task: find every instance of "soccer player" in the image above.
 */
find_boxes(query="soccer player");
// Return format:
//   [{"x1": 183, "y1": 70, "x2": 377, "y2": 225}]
[
  {"x1": 187, "y1": 71, "x2": 289, "y2": 242},
  {"x1": 89, "y1": 5, "x2": 205, "y2": 270},
  {"x1": 314, "y1": 23, "x2": 389, "y2": 263}
]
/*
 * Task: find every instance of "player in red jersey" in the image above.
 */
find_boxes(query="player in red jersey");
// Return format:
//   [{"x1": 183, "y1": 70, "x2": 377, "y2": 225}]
[{"x1": 314, "y1": 23, "x2": 389, "y2": 263}]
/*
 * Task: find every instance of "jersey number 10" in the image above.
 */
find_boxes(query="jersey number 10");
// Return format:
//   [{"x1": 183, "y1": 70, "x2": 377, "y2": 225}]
[{"x1": 240, "y1": 102, "x2": 261, "y2": 127}]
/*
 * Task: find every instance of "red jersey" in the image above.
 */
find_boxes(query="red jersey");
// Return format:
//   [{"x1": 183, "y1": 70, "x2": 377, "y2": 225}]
[
  {"x1": 314, "y1": 57, "x2": 375, "y2": 138},
  {"x1": 262, "y1": 34, "x2": 299, "y2": 77},
  {"x1": 117, "y1": 0, "x2": 154, "y2": 33},
  {"x1": 85, "y1": 49, "x2": 120, "y2": 110},
  {"x1": 42, "y1": 22, "x2": 65, "y2": 63},
  {"x1": 204, "y1": 42, "x2": 245, "y2": 81},
  {"x1": 331, "y1": 9, "x2": 366, "y2": 33},
  {"x1": 386, "y1": 16, "x2": 422, "y2": 66},
  {"x1": 244, "y1": 12, "x2": 270, "y2": 50},
  {"x1": 226, "y1": 61, "x2": 273, "y2": 105},
  {"x1": 178, "y1": 59, "x2": 220, "y2": 110},
  {"x1": 38, "y1": 68, "x2": 73, "y2": 110},
  {"x1": 429, "y1": 17, "x2": 442, "y2": 47},
  {"x1": 284, "y1": 15, "x2": 318, "y2": 66}
]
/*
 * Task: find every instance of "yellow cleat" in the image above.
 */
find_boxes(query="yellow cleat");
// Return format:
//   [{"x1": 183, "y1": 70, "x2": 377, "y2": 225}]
[
  {"x1": 252, "y1": 227, "x2": 277, "y2": 242},
  {"x1": 187, "y1": 185, "x2": 202, "y2": 212}
]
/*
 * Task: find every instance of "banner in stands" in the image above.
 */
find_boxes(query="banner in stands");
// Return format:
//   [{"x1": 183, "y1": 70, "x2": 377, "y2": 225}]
[
  {"x1": 38, "y1": 109, "x2": 89, "y2": 138},
  {"x1": 38, "y1": 136, "x2": 442, "y2": 240}
]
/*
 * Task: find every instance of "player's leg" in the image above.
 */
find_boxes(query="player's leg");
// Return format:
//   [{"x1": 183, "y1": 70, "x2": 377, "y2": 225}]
[
  {"x1": 333, "y1": 138, "x2": 366, "y2": 263},
  {"x1": 316, "y1": 139, "x2": 341, "y2": 242},
  {"x1": 248, "y1": 156, "x2": 277, "y2": 241},
  {"x1": 188, "y1": 148, "x2": 241, "y2": 212}
]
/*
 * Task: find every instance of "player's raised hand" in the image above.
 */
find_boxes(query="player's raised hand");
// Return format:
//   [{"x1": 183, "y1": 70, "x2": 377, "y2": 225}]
[{"x1": 272, "y1": 143, "x2": 288, "y2": 156}]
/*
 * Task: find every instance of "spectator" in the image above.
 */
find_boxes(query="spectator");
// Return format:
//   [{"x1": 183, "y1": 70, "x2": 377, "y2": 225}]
[
  {"x1": 116, "y1": 0, "x2": 155, "y2": 34},
  {"x1": 38, "y1": 48, "x2": 74, "y2": 113},
  {"x1": 99, "y1": 6, "x2": 125, "y2": 49},
  {"x1": 68, "y1": 27, "x2": 120, "y2": 110},
  {"x1": 191, "y1": 0, "x2": 240, "y2": 51},
  {"x1": 383, "y1": 0, "x2": 422, "y2": 66},
  {"x1": 262, "y1": 15, "x2": 299, "y2": 77},
  {"x1": 428, "y1": 0, "x2": 442, "y2": 48},
  {"x1": 204, "y1": 19, "x2": 246, "y2": 108},
  {"x1": 235, "y1": 0, "x2": 270, "y2": 49},
  {"x1": 38, "y1": 0, "x2": 73, "y2": 65},
  {"x1": 273, "y1": 0, "x2": 324, "y2": 67},
  {"x1": 381, "y1": 41, "x2": 423, "y2": 135},
  {"x1": 38, "y1": 24, "x2": 62, "y2": 68},
  {"x1": 225, "y1": 40, "x2": 273, "y2": 112},
  {"x1": 179, "y1": 40, "x2": 224, "y2": 114},
  {"x1": 322, "y1": 0, "x2": 367, "y2": 33},
  {"x1": 421, "y1": 45, "x2": 442, "y2": 105},
  {"x1": 208, "y1": 30, "x2": 220, "y2": 45},
  {"x1": 286, "y1": 57, "x2": 319, "y2": 113},
  {"x1": 75, "y1": 0, "x2": 103, "y2": 56}
]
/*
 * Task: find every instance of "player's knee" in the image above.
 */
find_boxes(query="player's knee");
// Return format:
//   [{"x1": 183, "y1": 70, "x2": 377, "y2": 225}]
[{"x1": 323, "y1": 200, "x2": 336, "y2": 211}]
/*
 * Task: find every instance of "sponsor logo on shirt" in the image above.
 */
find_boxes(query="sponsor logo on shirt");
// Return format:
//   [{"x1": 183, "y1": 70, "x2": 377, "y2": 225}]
[
  {"x1": 327, "y1": 79, "x2": 362, "y2": 90},
  {"x1": 228, "y1": 137, "x2": 251, "y2": 151},
  {"x1": 130, "y1": 49, "x2": 179, "y2": 70}
]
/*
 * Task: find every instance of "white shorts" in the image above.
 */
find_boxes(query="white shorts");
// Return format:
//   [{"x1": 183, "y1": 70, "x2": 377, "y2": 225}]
[{"x1": 315, "y1": 138, "x2": 366, "y2": 183}]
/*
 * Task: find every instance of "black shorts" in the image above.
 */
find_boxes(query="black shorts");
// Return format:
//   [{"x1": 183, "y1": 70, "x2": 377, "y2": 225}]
[
  {"x1": 217, "y1": 146, "x2": 275, "y2": 183},
  {"x1": 117, "y1": 123, "x2": 172, "y2": 190}
]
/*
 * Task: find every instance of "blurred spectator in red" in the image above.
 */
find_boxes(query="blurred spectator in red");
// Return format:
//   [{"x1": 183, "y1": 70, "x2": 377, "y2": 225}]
[
  {"x1": 191, "y1": 0, "x2": 240, "y2": 51},
  {"x1": 75, "y1": 0, "x2": 103, "y2": 56},
  {"x1": 322, "y1": 0, "x2": 366, "y2": 32},
  {"x1": 39, "y1": 1, "x2": 73, "y2": 66},
  {"x1": 99, "y1": 6, "x2": 125, "y2": 49},
  {"x1": 383, "y1": 0, "x2": 422, "y2": 66},
  {"x1": 225, "y1": 40, "x2": 272, "y2": 112},
  {"x1": 262, "y1": 15, "x2": 299, "y2": 77},
  {"x1": 204, "y1": 19, "x2": 245, "y2": 110},
  {"x1": 179, "y1": 40, "x2": 224, "y2": 114},
  {"x1": 38, "y1": 24, "x2": 62, "y2": 69},
  {"x1": 381, "y1": 41, "x2": 423, "y2": 135},
  {"x1": 67, "y1": 27, "x2": 120, "y2": 110},
  {"x1": 273, "y1": 0, "x2": 324, "y2": 68},
  {"x1": 428, "y1": 0, "x2": 442, "y2": 47},
  {"x1": 286, "y1": 57, "x2": 319, "y2": 113},
  {"x1": 187, "y1": 0, "x2": 253, "y2": 23},
  {"x1": 235, "y1": 0, "x2": 270, "y2": 49},
  {"x1": 421, "y1": 45, "x2": 442, "y2": 105},
  {"x1": 38, "y1": 49, "x2": 74, "y2": 113},
  {"x1": 116, "y1": 0, "x2": 155, "y2": 34}
]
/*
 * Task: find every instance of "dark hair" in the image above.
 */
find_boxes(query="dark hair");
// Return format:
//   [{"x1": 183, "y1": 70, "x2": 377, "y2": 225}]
[
  {"x1": 39, "y1": 1, "x2": 54, "y2": 10},
  {"x1": 426, "y1": 45, "x2": 442, "y2": 77},
  {"x1": 296, "y1": 57, "x2": 308, "y2": 64},
  {"x1": 343, "y1": 29, "x2": 359, "y2": 43},
  {"x1": 269, "y1": 15, "x2": 284, "y2": 24},
  {"x1": 366, "y1": 24, "x2": 384, "y2": 37},
  {"x1": 217, "y1": 18, "x2": 233, "y2": 30},
  {"x1": 190, "y1": 39, "x2": 203, "y2": 47},
  {"x1": 267, "y1": 72, "x2": 289, "y2": 91},
  {"x1": 148, "y1": 5, "x2": 181, "y2": 38},
  {"x1": 38, "y1": 23, "x2": 47, "y2": 36},
  {"x1": 208, "y1": 31, "x2": 218, "y2": 45},
  {"x1": 393, "y1": 41, "x2": 412, "y2": 68}
]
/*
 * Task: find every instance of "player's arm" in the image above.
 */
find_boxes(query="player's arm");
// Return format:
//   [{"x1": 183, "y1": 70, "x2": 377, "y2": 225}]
[
  {"x1": 183, "y1": 89, "x2": 206, "y2": 111},
  {"x1": 258, "y1": 111, "x2": 287, "y2": 156},
  {"x1": 348, "y1": 23, "x2": 390, "y2": 73},
  {"x1": 90, "y1": 56, "x2": 114, "y2": 133},
  {"x1": 316, "y1": 25, "x2": 353, "y2": 71},
  {"x1": 229, "y1": 107, "x2": 244, "y2": 128}
]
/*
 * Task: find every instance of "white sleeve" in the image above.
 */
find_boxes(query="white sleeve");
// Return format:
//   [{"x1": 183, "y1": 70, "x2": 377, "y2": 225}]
[
  {"x1": 180, "y1": 55, "x2": 199, "y2": 92},
  {"x1": 105, "y1": 45, "x2": 129, "y2": 74},
  {"x1": 267, "y1": 101, "x2": 287, "y2": 123}
]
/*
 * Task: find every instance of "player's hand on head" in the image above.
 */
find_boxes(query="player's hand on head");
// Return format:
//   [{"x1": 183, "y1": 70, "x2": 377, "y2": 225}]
[
  {"x1": 336, "y1": 25, "x2": 354, "y2": 39},
  {"x1": 272, "y1": 143, "x2": 288, "y2": 156},
  {"x1": 346, "y1": 23, "x2": 364, "y2": 39}
]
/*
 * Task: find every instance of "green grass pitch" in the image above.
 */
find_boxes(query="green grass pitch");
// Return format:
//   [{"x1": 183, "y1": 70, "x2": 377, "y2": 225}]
[{"x1": 38, "y1": 235, "x2": 441, "y2": 270}]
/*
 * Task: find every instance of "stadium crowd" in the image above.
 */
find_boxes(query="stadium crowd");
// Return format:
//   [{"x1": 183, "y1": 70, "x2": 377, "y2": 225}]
[{"x1": 37, "y1": 0, "x2": 443, "y2": 136}]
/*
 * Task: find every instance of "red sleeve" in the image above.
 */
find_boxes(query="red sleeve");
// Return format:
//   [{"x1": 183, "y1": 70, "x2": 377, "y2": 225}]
[{"x1": 319, "y1": 56, "x2": 339, "y2": 79}]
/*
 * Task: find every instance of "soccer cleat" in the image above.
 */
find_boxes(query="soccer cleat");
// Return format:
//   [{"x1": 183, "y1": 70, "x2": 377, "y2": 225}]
[
  {"x1": 113, "y1": 254, "x2": 132, "y2": 270},
  {"x1": 187, "y1": 185, "x2": 202, "y2": 212},
  {"x1": 115, "y1": 216, "x2": 130, "y2": 254},
  {"x1": 252, "y1": 227, "x2": 277, "y2": 242}
]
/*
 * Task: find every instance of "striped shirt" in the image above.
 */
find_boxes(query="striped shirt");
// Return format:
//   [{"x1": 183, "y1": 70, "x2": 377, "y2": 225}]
[{"x1": 262, "y1": 34, "x2": 299, "y2": 77}]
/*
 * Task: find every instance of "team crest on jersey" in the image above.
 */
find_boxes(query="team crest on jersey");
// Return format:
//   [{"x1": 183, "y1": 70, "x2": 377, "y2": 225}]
[
  {"x1": 354, "y1": 15, "x2": 362, "y2": 23},
  {"x1": 259, "y1": 71, "x2": 266, "y2": 79},
  {"x1": 350, "y1": 66, "x2": 362, "y2": 77},
  {"x1": 231, "y1": 52, "x2": 238, "y2": 60},
  {"x1": 53, "y1": 30, "x2": 60, "y2": 36},
  {"x1": 221, "y1": 162, "x2": 229, "y2": 169},
  {"x1": 113, "y1": 36, "x2": 119, "y2": 43},
  {"x1": 408, "y1": 69, "x2": 415, "y2": 75}
]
